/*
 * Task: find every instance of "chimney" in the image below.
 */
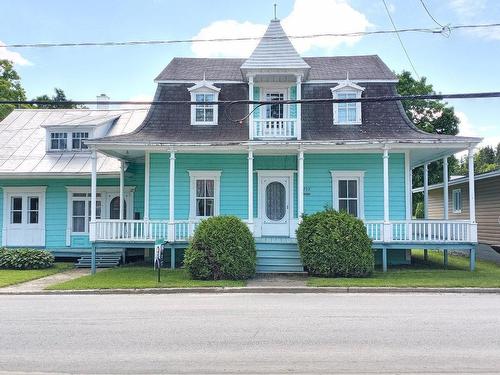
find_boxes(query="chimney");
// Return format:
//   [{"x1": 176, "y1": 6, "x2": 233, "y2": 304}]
[{"x1": 96, "y1": 93, "x2": 110, "y2": 109}]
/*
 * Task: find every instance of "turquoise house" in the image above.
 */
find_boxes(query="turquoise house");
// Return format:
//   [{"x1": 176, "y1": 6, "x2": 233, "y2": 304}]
[{"x1": 0, "y1": 19, "x2": 481, "y2": 273}]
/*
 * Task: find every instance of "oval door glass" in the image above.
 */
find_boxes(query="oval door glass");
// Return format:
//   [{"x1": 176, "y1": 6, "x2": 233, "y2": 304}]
[{"x1": 265, "y1": 182, "x2": 286, "y2": 221}]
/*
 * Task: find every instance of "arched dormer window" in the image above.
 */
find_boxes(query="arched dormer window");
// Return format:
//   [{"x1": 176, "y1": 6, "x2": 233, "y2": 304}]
[
  {"x1": 331, "y1": 80, "x2": 365, "y2": 125},
  {"x1": 188, "y1": 81, "x2": 221, "y2": 126}
]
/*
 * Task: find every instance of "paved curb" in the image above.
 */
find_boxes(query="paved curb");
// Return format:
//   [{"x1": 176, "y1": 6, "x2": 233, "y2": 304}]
[{"x1": 2, "y1": 286, "x2": 500, "y2": 295}]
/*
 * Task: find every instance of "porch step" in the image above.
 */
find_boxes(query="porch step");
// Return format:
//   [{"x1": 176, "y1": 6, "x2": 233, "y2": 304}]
[
  {"x1": 75, "y1": 252, "x2": 122, "y2": 268},
  {"x1": 255, "y1": 241, "x2": 304, "y2": 273}
]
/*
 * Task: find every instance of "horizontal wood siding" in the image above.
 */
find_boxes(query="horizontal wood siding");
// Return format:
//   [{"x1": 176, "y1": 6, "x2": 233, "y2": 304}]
[
  {"x1": 428, "y1": 176, "x2": 500, "y2": 245},
  {"x1": 174, "y1": 154, "x2": 248, "y2": 220},
  {"x1": 149, "y1": 153, "x2": 169, "y2": 220},
  {"x1": 304, "y1": 153, "x2": 406, "y2": 220}
]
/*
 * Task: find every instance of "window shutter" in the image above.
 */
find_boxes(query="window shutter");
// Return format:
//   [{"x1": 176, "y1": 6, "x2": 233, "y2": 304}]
[{"x1": 253, "y1": 87, "x2": 260, "y2": 119}]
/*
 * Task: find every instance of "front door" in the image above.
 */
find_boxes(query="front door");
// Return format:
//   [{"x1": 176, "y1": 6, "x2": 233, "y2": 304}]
[
  {"x1": 4, "y1": 191, "x2": 45, "y2": 247},
  {"x1": 260, "y1": 176, "x2": 290, "y2": 236}
]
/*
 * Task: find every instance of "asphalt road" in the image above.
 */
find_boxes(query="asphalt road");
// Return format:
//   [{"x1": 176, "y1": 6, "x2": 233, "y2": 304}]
[{"x1": 1, "y1": 293, "x2": 500, "y2": 374}]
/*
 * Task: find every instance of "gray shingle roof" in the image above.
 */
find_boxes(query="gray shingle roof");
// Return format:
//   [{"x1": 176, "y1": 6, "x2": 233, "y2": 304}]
[
  {"x1": 155, "y1": 55, "x2": 396, "y2": 82},
  {"x1": 240, "y1": 19, "x2": 310, "y2": 71}
]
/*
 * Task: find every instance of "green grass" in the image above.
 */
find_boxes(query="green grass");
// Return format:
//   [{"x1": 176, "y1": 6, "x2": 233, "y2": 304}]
[
  {"x1": 308, "y1": 250, "x2": 500, "y2": 288},
  {"x1": 0, "y1": 263, "x2": 73, "y2": 288},
  {"x1": 48, "y1": 266, "x2": 246, "y2": 290}
]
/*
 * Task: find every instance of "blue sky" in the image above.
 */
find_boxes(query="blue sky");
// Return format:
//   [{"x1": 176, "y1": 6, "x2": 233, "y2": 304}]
[{"x1": 1, "y1": 0, "x2": 499, "y2": 147}]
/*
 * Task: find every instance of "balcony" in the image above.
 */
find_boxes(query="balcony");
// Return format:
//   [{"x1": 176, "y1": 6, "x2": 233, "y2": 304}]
[{"x1": 253, "y1": 118, "x2": 297, "y2": 139}]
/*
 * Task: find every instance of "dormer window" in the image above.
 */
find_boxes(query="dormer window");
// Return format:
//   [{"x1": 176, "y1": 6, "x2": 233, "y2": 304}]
[
  {"x1": 188, "y1": 81, "x2": 220, "y2": 126},
  {"x1": 72, "y1": 132, "x2": 89, "y2": 150},
  {"x1": 331, "y1": 81, "x2": 365, "y2": 125},
  {"x1": 50, "y1": 132, "x2": 68, "y2": 150}
]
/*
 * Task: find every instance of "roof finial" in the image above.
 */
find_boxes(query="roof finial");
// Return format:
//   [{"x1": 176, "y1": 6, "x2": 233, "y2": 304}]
[
  {"x1": 273, "y1": 3, "x2": 278, "y2": 20},
  {"x1": 346, "y1": 71, "x2": 350, "y2": 81},
  {"x1": 203, "y1": 71, "x2": 206, "y2": 81}
]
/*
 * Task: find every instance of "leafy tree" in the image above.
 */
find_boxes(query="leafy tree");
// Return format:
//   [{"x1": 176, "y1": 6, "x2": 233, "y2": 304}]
[
  {"x1": 456, "y1": 143, "x2": 500, "y2": 175},
  {"x1": 34, "y1": 88, "x2": 76, "y2": 109},
  {"x1": 0, "y1": 60, "x2": 29, "y2": 121}
]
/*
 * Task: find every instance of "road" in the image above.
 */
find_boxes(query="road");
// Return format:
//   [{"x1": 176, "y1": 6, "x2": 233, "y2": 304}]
[{"x1": 1, "y1": 293, "x2": 500, "y2": 374}]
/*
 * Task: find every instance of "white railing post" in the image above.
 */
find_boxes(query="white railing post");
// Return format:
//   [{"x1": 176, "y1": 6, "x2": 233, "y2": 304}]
[
  {"x1": 168, "y1": 151, "x2": 176, "y2": 242},
  {"x1": 89, "y1": 148, "x2": 97, "y2": 243},
  {"x1": 423, "y1": 163, "x2": 429, "y2": 219},
  {"x1": 119, "y1": 160, "x2": 125, "y2": 221},
  {"x1": 144, "y1": 151, "x2": 150, "y2": 238},
  {"x1": 382, "y1": 147, "x2": 391, "y2": 242},
  {"x1": 468, "y1": 147, "x2": 477, "y2": 242},
  {"x1": 247, "y1": 149, "x2": 254, "y2": 234}
]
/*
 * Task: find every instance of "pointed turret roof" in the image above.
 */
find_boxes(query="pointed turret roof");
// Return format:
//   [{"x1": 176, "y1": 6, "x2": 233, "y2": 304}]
[{"x1": 241, "y1": 19, "x2": 310, "y2": 72}]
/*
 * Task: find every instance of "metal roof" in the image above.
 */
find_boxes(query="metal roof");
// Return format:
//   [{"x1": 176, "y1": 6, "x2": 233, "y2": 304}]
[
  {"x1": 413, "y1": 169, "x2": 500, "y2": 192},
  {"x1": 0, "y1": 109, "x2": 148, "y2": 176}
]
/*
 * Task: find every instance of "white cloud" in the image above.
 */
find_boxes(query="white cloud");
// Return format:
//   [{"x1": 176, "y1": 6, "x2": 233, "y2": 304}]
[
  {"x1": 448, "y1": 0, "x2": 500, "y2": 40},
  {"x1": 457, "y1": 110, "x2": 500, "y2": 148},
  {"x1": 191, "y1": 0, "x2": 371, "y2": 57},
  {"x1": 449, "y1": 0, "x2": 487, "y2": 18},
  {"x1": 0, "y1": 41, "x2": 31, "y2": 66}
]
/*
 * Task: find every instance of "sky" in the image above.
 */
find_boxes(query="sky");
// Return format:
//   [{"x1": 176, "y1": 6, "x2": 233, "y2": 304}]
[{"x1": 1, "y1": 0, "x2": 499, "y2": 148}]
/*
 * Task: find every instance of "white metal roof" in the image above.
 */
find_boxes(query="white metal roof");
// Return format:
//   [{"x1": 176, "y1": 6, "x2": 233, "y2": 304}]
[
  {"x1": 240, "y1": 19, "x2": 310, "y2": 71},
  {"x1": 412, "y1": 169, "x2": 500, "y2": 192},
  {"x1": 0, "y1": 109, "x2": 148, "y2": 177}
]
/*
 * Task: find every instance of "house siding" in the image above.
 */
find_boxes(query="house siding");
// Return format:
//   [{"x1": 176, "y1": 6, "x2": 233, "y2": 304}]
[{"x1": 428, "y1": 176, "x2": 500, "y2": 245}]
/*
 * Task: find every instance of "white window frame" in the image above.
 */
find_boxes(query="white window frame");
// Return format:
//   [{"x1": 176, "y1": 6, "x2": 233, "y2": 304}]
[
  {"x1": 47, "y1": 128, "x2": 93, "y2": 152},
  {"x1": 49, "y1": 132, "x2": 68, "y2": 151},
  {"x1": 71, "y1": 131, "x2": 90, "y2": 150},
  {"x1": 262, "y1": 88, "x2": 288, "y2": 119},
  {"x1": 188, "y1": 171, "x2": 221, "y2": 219},
  {"x1": 331, "y1": 171, "x2": 365, "y2": 219},
  {"x1": 188, "y1": 82, "x2": 220, "y2": 126},
  {"x1": 452, "y1": 188, "x2": 462, "y2": 213},
  {"x1": 331, "y1": 81, "x2": 365, "y2": 125}
]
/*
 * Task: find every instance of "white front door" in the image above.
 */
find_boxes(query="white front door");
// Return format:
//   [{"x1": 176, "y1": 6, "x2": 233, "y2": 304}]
[
  {"x1": 260, "y1": 176, "x2": 290, "y2": 236},
  {"x1": 3, "y1": 190, "x2": 45, "y2": 247}
]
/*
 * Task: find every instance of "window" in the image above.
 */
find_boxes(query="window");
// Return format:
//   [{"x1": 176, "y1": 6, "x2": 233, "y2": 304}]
[
  {"x1": 189, "y1": 171, "x2": 221, "y2": 218},
  {"x1": 10, "y1": 197, "x2": 22, "y2": 224},
  {"x1": 194, "y1": 93, "x2": 215, "y2": 123},
  {"x1": 331, "y1": 81, "x2": 365, "y2": 125},
  {"x1": 265, "y1": 92, "x2": 285, "y2": 119},
  {"x1": 72, "y1": 132, "x2": 89, "y2": 150},
  {"x1": 452, "y1": 189, "x2": 462, "y2": 213},
  {"x1": 331, "y1": 171, "x2": 365, "y2": 219},
  {"x1": 50, "y1": 132, "x2": 68, "y2": 150},
  {"x1": 71, "y1": 193, "x2": 101, "y2": 233},
  {"x1": 337, "y1": 92, "x2": 357, "y2": 123},
  {"x1": 28, "y1": 197, "x2": 39, "y2": 224}
]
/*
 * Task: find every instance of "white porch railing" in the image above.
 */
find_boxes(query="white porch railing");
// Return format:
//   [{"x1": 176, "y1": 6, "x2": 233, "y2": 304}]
[
  {"x1": 364, "y1": 220, "x2": 476, "y2": 243},
  {"x1": 93, "y1": 219, "x2": 476, "y2": 244},
  {"x1": 253, "y1": 119, "x2": 296, "y2": 138}
]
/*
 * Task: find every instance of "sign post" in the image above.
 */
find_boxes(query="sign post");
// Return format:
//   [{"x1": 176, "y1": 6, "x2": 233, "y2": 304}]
[{"x1": 154, "y1": 239, "x2": 164, "y2": 283}]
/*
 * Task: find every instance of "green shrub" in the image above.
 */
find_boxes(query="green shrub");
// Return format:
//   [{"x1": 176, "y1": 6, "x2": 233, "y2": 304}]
[
  {"x1": 184, "y1": 216, "x2": 256, "y2": 280},
  {"x1": 296, "y1": 209, "x2": 374, "y2": 277},
  {"x1": 0, "y1": 248, "x2": 55, "y2": 270}
]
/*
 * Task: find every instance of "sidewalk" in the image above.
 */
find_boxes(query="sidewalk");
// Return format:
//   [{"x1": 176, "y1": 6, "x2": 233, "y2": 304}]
[{"x1": 0, "y1": 268, "x2": 90, "y2": 293}]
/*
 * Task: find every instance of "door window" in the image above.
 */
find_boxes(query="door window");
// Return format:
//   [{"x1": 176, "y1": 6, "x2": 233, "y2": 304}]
[
  {"x1": 265, "y1": 181, "x2": 286, "y2": 221},
  {"x1": 265, "y1": 92, "x2": 285, "y2": 119},
  {"x1": 10, "y1": 197, "x2": 23, "y2": 224},
  {"x1": 109, "y1": 197, "x2": 127, "y2": 219}
]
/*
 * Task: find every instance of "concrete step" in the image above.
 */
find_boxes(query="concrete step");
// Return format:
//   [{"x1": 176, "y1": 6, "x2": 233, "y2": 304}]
[{"x1": 75, "y1": 253, "x2": 122, "y2": 268}]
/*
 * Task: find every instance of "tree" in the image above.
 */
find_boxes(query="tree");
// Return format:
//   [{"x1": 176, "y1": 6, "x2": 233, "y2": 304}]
[
  {"x1": 34, "y1": 88, "x2": 76, "y2": 109},
  {"x1": 456, "y1": 143, "x2": 500, "y2": 175},
  {"x1": 0, "y1": 60, "x2": 28, "y2": 121}
]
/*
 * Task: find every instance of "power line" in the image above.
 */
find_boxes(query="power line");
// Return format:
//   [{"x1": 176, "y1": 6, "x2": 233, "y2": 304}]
[
  {"x1": 2, "y1": 23, "x2": 500, "y2": 49},
  {"x1": 382, "y1": 0, "x2": 420, "y2": 79},
  {"x1": 1, "y1": 91, "x2": 499, "y2": 106},
  {"x1": 419, "y1": 0, "x2": 444, "y2": 28}
]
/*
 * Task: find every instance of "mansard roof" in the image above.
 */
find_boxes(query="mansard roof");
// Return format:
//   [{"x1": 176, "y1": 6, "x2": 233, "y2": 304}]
[
  {"x1": 155, "y1": 55, "x2": 397, "y2": 82},
  {"x1": 240, "y1": 19, "x2": 310, "y2": 72}
]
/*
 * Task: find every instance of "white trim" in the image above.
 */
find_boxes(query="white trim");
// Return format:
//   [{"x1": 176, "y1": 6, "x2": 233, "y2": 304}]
[
  {"x1": 383, "y1": 148, "x2": 390, "y2": 223},
  {"x1": 405, "y1": 150, "x2": 412, "y2": 220},
  {"x1": 261, "y1": 88, "x2": 288, "y2": 119},
  {"x1": 248, "y1": 76, "x2": 254, "y2": 141},
  {"x1": 248, "y1": 150, "x2": 254, "y2": 225},
  {"x1": 423, "y1": 163, "x2": 429, "y2": 219},
  {"x1": 330, "y1": 171, "x2": 365, "y2": 220},
  {"x1": 468, "y1": 148, "x2": 476, "y2": 223},
  {"x1": 155, "y1": 80, "x2": 245, "y2": 84},
  {"x1": 296, "y1": 75, "x2": 302, "y2": 140},
  {"x1": 452, "y1": 188, "x2": 462, "y2": 214},
  {"x1": 443, "y1": 157, "x2": 449, "y2": 220},
  {"x1": 188, "y1": 171, "x2": 221, "y2": 219},
  {"x1": 46, "y1": 128, "x2": 94, "y2": 153},
  {"x1": 144, "y1": 151, "x2": 150, "y2": 220},
  {"x1": 187, "y1": 81, "x2": 221, "y2": 93},
  {"x1": 2, "y1": 187, "x2": 47, "y2": 247},
  {"x1": 331, "y1": 84, "x2": 364, "y2": 125},
  {"x1": 297, "y1": 150, "x2": 304, "y2": 220},
  {"x1": 304, "y1": 79, "x2": 399, "y2": 84},
  {"x1": 189, "y1": 84, "x2": 219, "y2": 126}
]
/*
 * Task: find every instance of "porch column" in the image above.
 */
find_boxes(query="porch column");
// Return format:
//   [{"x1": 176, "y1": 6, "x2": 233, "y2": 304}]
[
  {"x1": 248, "y1": 75, "x2": 254, "y2": 140},
  {"x1": 405, "y1": 151, "x2": 412, "y2": 220},
  {"x1": 423, "y1": 163, "x2": 429, "y2": 219},
  {"x1": 468, "y1": 147, "x2": 477, "y2": 244},
  {"x1": 382, "y1": 147, "x2": 391, "y2": 243},
  {"x1": 90, "y1": 148, "x2": 97, "y2": 275},
  {"x1": 144, "y1": 151, "x2": 150, "y2": 221},
  {"x1": 247, "y1": 149, "x2": 254, "y2": 232},
  {"x1": 298, "y1": 150, "x2": 304, "y2": 221},
  {"x1": 119, "y1": 160, "x2": 125, "y2": 221},
  {"x1": 443, "y1": 157, "x2": 449, "y2": 220},
  {"x1": 296, "y1": 75, "x2": 302, "y2": 140},
  {"x1": 168, "y1": 151, "x2": 176, "y2": 241}
]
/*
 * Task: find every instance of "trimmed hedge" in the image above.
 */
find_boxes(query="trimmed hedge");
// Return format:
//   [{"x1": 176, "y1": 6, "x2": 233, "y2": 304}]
[
  {"x1": 184, "y1": 216, "x2": 256, "y2": 280},
  {"x1": 296, "y1": 209, "x2": 374, "y2": 277},
  {"x1": 0, "y1": 248, "x2": 55, "y2": 270}
]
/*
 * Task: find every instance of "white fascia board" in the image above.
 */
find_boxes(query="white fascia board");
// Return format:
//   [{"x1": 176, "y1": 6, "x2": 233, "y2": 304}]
[
  {"x1": 305, "y1": 79, "x2": 399, "y2": 84},
  {"x1": 0, "y1": 172, "x2": 120, "y2": 179},
  {"x1": 155, "y1": 80, "x2": 244, "y2": 84}
]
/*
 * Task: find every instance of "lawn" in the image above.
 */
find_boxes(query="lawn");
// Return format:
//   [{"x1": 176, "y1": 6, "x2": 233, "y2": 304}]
[
  {"x1": 308, "y1": 250, "x2": 500, "y2": 288},
  {"x1": 0, "y1": 263, "x2": 73, "y2": 288},
  {"x1": 48, "y1": 266, "x2": 246, "y2": 290}
]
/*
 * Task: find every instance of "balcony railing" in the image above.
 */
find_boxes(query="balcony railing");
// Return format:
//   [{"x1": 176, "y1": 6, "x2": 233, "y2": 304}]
[
  {"x1": 92, "y1": 219, "x2": 477, "y2": 244},
  {"x1": 253, "y1": 119, "x2": 296, "y2": 138}
]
